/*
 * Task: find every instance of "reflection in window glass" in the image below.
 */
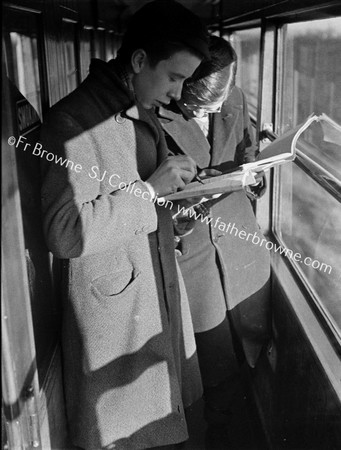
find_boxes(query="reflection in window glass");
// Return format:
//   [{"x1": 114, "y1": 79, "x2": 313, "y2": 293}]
[
  {"x1": 297, "y1": 114, "x2": 341, "y2": 181},
  {"x1": 229, "y1": 28, "x2": 261, "y2": 117},
  {"x1": 280, "y1": 18, "x2": 341, "y2": 134},
  {"x1": 277, "y1": 162, "x2": 341, "y2": 338}
]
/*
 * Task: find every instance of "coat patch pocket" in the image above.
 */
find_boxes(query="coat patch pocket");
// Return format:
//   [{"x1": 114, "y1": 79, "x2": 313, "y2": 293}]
[{"x1": 91, "y1": 269, "x2": 141, "y2": 297}]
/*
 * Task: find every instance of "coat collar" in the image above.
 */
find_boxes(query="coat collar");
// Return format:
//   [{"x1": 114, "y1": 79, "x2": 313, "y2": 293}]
[
  {"x1": 89, "y1": 58, "x2": 159, "y2": 133},
  {"x1": 89, "y1": 59, "x2": 134, "y2": 105},
  {"x1": 125, "y1": 104, "x2": 163, "y2": 140},
  {"x1": 210, "y1": 86, "x2": 243, "y2": 167},
  {"x1": 156, "y1": 86, "x2": 245, "y2": 169},
  {"x1": 125, "y1": 105, "x2": 169, "y2": 164},
  {"x1": 157, "y1": 104, "x2": 211, "y2": 169}
]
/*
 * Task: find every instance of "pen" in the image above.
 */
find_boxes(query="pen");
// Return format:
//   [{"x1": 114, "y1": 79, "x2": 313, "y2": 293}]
[
  {"x1": 167, "y1": 151, "x2": 205, "y2": 184},
  {"x1": 195, "y1": 173, "x2": 205, "y2": 184}
]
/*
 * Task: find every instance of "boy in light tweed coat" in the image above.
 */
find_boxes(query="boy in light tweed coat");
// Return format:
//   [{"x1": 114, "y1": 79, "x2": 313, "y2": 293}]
[{"x1": 40, "y1": 1, "x2": 209, "y2": 449}]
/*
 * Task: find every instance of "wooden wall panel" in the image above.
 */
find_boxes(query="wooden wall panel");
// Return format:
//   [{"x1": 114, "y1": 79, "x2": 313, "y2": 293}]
[
  {"x1": 250, "y1": 265, "x2": 341, "y2": 449},
  {"x1": 39, "y1": 347, "x2": 69, "y2": 450}
]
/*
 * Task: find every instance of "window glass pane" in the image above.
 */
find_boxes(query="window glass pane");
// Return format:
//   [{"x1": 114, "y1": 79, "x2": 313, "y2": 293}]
[
  {"x1": 4, "y1": 12, "x2": 42, "y2": 119},
  {"x1": 80, "y1": 28, "x2": 91, "y2": 81},
  {"x1": 229, "y1": 28, "x2": 261, "y2": 117},
  {"x1": 109, "y1": 32, "x2": 122, "y2": 59},
  {"x1": 297, "y1": 114, "x2": 341, "y2": 181},
  {"x1": 62, "y1": 20, "x2": 79, "y2": 94},
  {"x1": 92, "y1": 30, "x2": 106, "y2": 60},
  {"x1": 277, "y1": 162, "x2": 341, "y2": 339},
  {"x1": 277, "y1": 18, "x2": 341, "y2": 340},
  {"x1": 105, "y1": 31, "x2": 114, "y2": 61},
  {"x1": 280, "y1": 18, "x2": 341, "y2": 133}
]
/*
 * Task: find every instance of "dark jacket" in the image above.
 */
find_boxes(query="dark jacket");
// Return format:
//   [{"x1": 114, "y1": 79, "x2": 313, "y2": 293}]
[
  {"x1": 157, "y1": 86, "x2": 271, "y2": 367},
  {"x1": 40, "y1": 59, "x2": 202, "y2": 450}
]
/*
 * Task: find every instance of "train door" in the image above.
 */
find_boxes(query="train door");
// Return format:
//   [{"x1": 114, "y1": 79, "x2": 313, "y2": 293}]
[{"x1": 2, "y1": 6, "x2": 68, "y2": 450}]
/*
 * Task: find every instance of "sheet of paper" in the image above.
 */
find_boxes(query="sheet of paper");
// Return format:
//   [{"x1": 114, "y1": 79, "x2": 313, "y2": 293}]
[
  {"x1": 162, "y1": 113, "x2": 329, "y2": 202},
  {"x1": 162, "y1": 171, "x2": 256, "y2": 201}
]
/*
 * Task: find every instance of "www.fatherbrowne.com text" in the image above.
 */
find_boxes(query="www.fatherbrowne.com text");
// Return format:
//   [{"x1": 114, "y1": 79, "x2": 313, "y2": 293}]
[{"x1": 8, "y1": 135, "x2": 332, "y2": 275}]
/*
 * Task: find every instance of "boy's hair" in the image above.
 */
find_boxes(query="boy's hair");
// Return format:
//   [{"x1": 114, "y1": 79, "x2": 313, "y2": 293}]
[
  {"x1": 182, "y1": 36, "x2": 238, "y2": 105},
  {"x1": 117, "y1": 0, "x2": 209, "y2": 66}
]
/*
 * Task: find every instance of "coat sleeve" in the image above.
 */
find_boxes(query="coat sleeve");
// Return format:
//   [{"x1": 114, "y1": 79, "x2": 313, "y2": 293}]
[{"x1": 40, "y1": 110, "x2": 158, "y2": 259}]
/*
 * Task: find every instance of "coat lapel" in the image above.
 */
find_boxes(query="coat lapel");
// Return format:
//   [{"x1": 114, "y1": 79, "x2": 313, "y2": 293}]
[
  {"x1": 158, "y1": 106, "x2": 211, "y2": 169},
  {"x1": 210, "y1": 93, "x2": 242, "y2": 168},
  {"x1": 125, "y1": 103, "x2": 161, "y2": 140},
  {"x1": 125, "y1": 104, "x2": 169, "y2": 165}
]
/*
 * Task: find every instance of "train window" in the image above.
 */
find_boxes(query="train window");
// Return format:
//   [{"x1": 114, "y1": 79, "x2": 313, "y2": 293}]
[
  {"x1": 279, "y1": 18, "x2": 341, "y2": 133},
  {"x1": 107, "y1": 31, "x2": 115, "y2": 59},
  {"x1": 62, "y1": 19, "x2": 80, "y2": 94},
  {"x1": 3, "y1": 10, "x2": 43, "y2": 119},
  {"x1": 275, "y1": 160, "x2": 341, "y2": 339},
  {"x1": 92, "y1": 29, "x2": 106, "y2": 59},
  {"x1": 273, "y1": 17, "x2": 341, "y2": 343},
  {"x1": 229, "y1": 28, "x2": 261, "y2": 118},
  {"x1": 107, "y1": 31, "x2": 121, "y2": 59},
  {"x1": 278, "y1": 17, "x2": 341, "y2": 179},
  {"x1": 79, "y1": 28, "x2": 92, "y2": 81}
]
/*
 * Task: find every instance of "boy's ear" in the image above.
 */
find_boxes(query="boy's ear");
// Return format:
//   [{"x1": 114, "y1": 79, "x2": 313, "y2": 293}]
[{"x1": 131, "y1": 49, "x2": 148, "y2": 74}]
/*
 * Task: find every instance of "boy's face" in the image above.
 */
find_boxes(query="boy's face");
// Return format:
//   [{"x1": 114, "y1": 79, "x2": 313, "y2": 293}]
[{"x1": 132, "y1": 50, "x2": 202, "y2": 109}]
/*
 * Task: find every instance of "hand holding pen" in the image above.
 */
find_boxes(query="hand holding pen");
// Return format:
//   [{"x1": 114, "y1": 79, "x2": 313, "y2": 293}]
[
  {"x1": 146, "y1": 153, "x2": 198, "y2": 197},
  {"x1": 167, "y1": 150, "x2": 205, "y2": 184}
]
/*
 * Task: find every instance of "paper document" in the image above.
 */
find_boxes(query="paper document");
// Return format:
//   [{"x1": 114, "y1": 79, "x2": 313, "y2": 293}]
[{"x1": 163, "y1": 113, "x2": 337, "y2": 201}]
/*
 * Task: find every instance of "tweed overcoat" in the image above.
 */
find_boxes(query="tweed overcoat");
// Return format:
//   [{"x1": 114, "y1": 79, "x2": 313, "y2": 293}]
[
  {"x1": 39, "y1": 59, "x2": 202, "y2": 450},
  {"x1": 158, "y1": 86, "x2": 271, "y2": 366}
]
